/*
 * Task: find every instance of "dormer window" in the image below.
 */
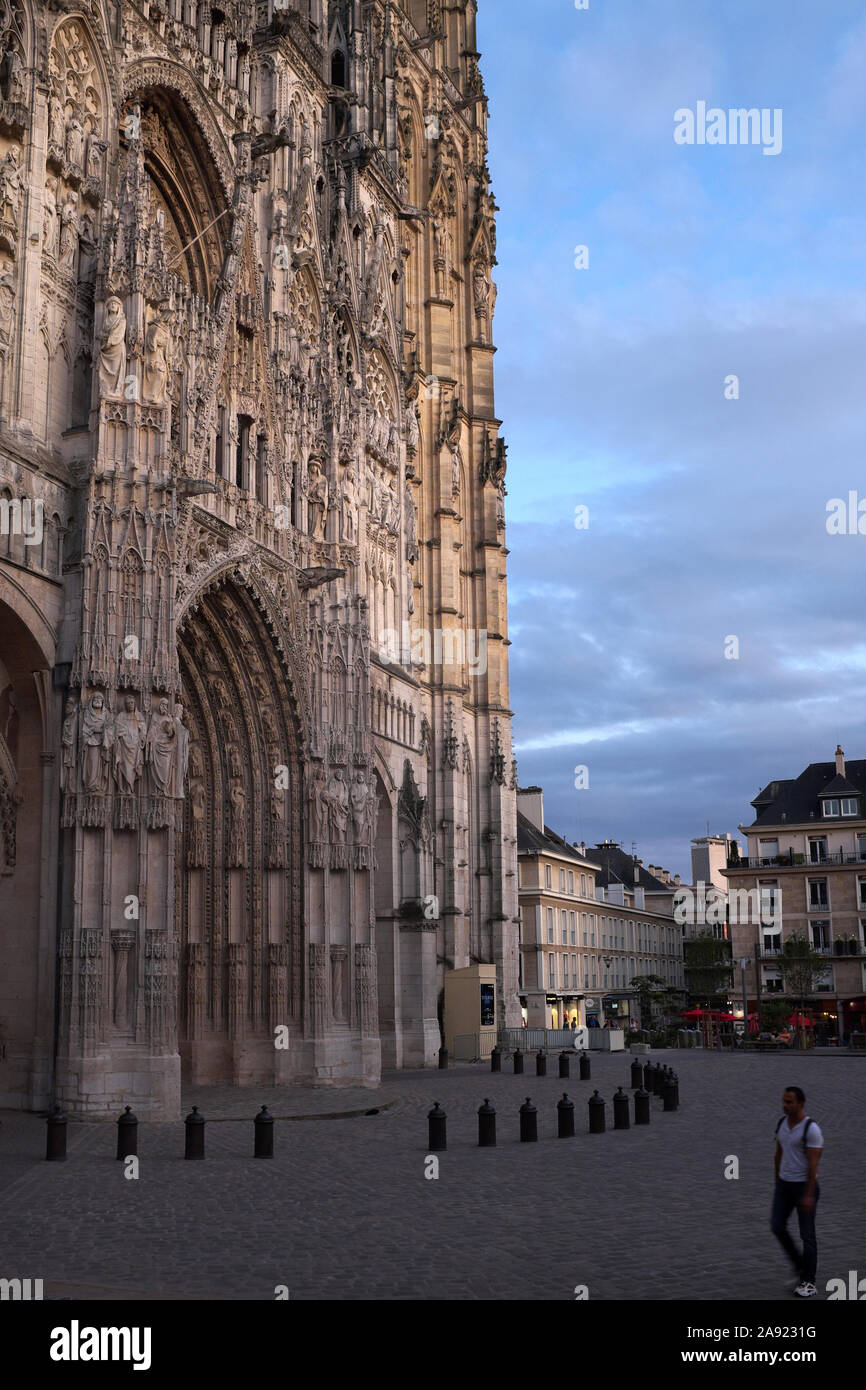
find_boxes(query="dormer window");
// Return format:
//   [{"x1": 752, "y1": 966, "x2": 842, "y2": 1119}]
[
  {"x1": 842, "y1": 797, "x2": 859, "y2": 816},
  {"x1": 822, "y1": 799, "x2": 840, "y2": 817}
]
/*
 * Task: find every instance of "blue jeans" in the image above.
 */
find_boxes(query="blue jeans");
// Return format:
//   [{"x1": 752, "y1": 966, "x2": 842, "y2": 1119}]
[{"x1": 771, "y1": 1179, "x2": 819, "y2": 1282}]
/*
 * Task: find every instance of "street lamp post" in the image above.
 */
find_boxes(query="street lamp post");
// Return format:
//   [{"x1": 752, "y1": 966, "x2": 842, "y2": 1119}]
[
  {"x1": 739, "y1": 957, "x2": 749, "y2": 1049},
  {"x1": 602, "y1": 956, "x2": 612, "y2": 1026}
]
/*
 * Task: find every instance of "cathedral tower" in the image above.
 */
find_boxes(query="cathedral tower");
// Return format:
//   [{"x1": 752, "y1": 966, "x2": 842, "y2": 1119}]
[{"x1": 0, "y1": 0, "x2": 517, "y2": 1117}]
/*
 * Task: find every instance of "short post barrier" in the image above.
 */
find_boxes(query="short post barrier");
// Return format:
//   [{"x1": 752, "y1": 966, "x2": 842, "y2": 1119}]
[
  {"x1": 254, "y1": 1105, "x2": 275, "y2": 1158},
  {"x1": 630, "y1": 1058, "x2": 644, "y2": 1089},
  {"x1": 45, "y1": 1105, "x2": 67, "y2": 1162},
  {"x1": 478, "y1": 1099, "x2": 496, "y2": 1148},
  {"x1": 557, "y1": 1092, "x2": 575, "y2": 1138},
  {"x1": 184, "y1": 1105, "x2": 205, "y2": 1160},
  {"x1": 438, "y1": 1045, "x2": 449, "y2": 1070},
  {"x1": 512, "y1": 1047, "x2": 524, "y2": 1075},
  {"x1": 559, "y1": 1050, "x2": 570, "y2": 1079},
  {"x1": 613, "y1": 1087, "x2": 630, "y2": 1130},
  {"x1": 519, "y1": 1097, "x2": 538, "y2": 1143},
  {"x1": 579, "y1": 1052, "x2": 591, "y2": 1081},
  {"x1": 588, "y1": 1089, "x2": 606, "y2": 1134},
  {"x1": 535, "y1": 1049, "x2": 547, "y2": 1077},
  {"x1": 116, "y1": 1106, "x2": 138, "y2": 1161},
  {"x1": 663, "y1": 1075, "x2": 678, "y2": 1112},
  {"x1": 490, "y1": 1046, "x2": 501, "y2": 1074},
  {"x1": 428, "y1": 1102, "x2": 447, "y2": 1152},
  {"x1": 634, "y1": 1087, "x2": 650, "y2": 1126}
]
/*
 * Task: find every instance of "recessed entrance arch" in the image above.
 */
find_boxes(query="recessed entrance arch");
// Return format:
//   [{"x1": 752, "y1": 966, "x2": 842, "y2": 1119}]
[{"x1": 176, "y1": 579, "x2": 303, "y2": 1085}]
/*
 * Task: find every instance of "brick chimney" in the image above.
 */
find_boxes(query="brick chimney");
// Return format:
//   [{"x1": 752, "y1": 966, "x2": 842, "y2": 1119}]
[
  {"x1": 836, "y1": 744, "x2": 845, "y2": 776},
  {"x1": 517, "y1": 786, "x2": 544, "y2": 833}
]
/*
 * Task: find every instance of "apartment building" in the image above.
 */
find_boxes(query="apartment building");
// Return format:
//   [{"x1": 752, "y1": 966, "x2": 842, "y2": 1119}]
[
  {"x1": 516, "y1": 789, "x2": 685, "y2": 1029},
  {"x1": 723, "y1": 746, "x2": 866, "y2": 1038}
]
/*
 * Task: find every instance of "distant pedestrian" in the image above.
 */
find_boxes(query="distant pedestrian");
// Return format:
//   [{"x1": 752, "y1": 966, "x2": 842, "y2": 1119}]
[
  {"x1": 770, "y1": 1086, "x2": 823, "y2": 1298},
  {"x1": 571, "y1": 1018, "x2": 576, "y2": 1031}
]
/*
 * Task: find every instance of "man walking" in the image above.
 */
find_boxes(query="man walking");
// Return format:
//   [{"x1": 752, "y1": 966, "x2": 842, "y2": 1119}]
[{"x1": 771, "y1": 1086, "x2": 823, "y2": 1297}]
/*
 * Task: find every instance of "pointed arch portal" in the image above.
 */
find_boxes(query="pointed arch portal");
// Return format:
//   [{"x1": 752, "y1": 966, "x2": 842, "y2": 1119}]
[{"x1": 176, "y1": 580, "x2": 303, "y2": 1084}]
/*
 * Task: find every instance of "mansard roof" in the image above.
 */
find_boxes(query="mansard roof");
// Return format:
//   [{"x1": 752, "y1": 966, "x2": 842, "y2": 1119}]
[{"x1": 749, "y1": 760, "x2": 866, "y2": 825}]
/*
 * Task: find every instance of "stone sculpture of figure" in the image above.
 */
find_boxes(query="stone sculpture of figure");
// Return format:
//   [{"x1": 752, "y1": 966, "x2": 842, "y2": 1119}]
[
  {"x1": 0, "y1": 269, "x2": 14, "y2": 344},
  {"x1": 0, "y1": 145, "x2": 21, "y2": 225},
  {"x1": 0, "y1": 39, "x2": 22, "y2": 101},
  {"x1": 404, "y1": 481, "x2": 417, "y2": 562},
  {"x1": 60, "y1": 697, "x2": 78, "y2": 793},
  {"x1": 81, "y1": 692, "x2": 111, "y2": 794},
  {"x1": 85, "y1": 135, "x2": 103, "y2": 180},
  {"x1": 385, "y1": 478, "x2": 399, "y2": 534},
  {"x1": 349, "y1": 771, "x2": 369, "y2": 839},
  {"x1": 142, "y1": 312, "x2": 171, "y2": 404},
  {"x1": 340, "y1": 466, "x2": 356, "y2": 543},
  {"x1": 42, "y1": 177, "x2": 58, "y2": 258},
  {"x1": 473, "y1": 259, "x2": 491, "y2": 315},
  {"x1": 229, "y1": 780, "x2": 247, "y2": 863},
  {"x1": 58, "y1": 192, "x2": 79, "y2": 272},
  {"x1": 327, "y1": 768, "x2": 349, "y2": 841},
  {"x1": 49, "y1": 94, "x2": 66, "y2": 149},
  {"x1": 65, "y1": 112, "x2": 85, "y2": 168},
  {"x1": 112, "y1": 694, "x2": 146, "y2": 794},
  {"x1": 146, "y1": 697, "x2": 177, "y2": 796},
  {"x1": 308, "y1": 763, "x2": 327, "y2": 842},
  {"x1": 98, "y1": 295, "x2": 126, "y2": 398},
  {"x1": 451, "y1": 442, "x2": 461, "y2": 496},
  {"x1": 405, "y1": 398, "x2": 420, "y2": 455},
  {"x1": 188, "y1": 779, "x2": 207, "y2": 865},
  {"x1": 173, "y1": 704, "x2": 189, "y2": 796},
  {"x1": 308, "y1": 461, "x2": 328, "y2": 541}
]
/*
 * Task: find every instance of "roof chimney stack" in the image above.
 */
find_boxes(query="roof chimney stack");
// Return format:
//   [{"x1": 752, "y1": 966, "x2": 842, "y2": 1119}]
[
  {"x1": 517, "y1": 786, "x2": 544, "y2": 833},
  {"x1": 836, "y1": 744, "x2": 846, "y2": 776}
]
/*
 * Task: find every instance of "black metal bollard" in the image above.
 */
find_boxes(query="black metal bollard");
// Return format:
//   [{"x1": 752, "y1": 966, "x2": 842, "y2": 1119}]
[
  {"x1": 613, "y1": 1087, "x2": 630, "y2": 1130},
  {"x1": 654, "y1": 1065, "x2": 666, "y2": 1097},
  {"x1": 519, "y1": 1096, "x2": 538, "y2": 1142},
  {"x1": 672, "y1": 1071, "x2": 680, "y2": 1106},
  {"x1": 557, "y1": 1092, "x2": 575, "y2": 1138},
  {"x1": 663, "y1": 1076, "x2": 678, "y2": 1112},
  {"x1": 184, "y1": 1105, "x2": 205, "y2": 1160},
  {"x1": 45, "y1": 1104, "x2": 67, "y2": 1162},
  {"x1": 643, "y1": 1061, "x2": 654, "y2": 1091},
  {"x1": 634, "y1": 1087, "x2": 651, "y2": 1125},
  {"x1": 630, "y1": 1058, "x2": 644, "y2": 1089},
  {"x1": 438, "y1": 1045, "x2": 449, "y2": 1070},
  {"x1": 579, "y1": 1051, "x2": 591, "y2": 1081},
  {"x1": 254, "y1": 1105, "x2": 275, "y2": 1158},
  {"x1": 513, "y1": 1047, "x2": 524, "y2": 1075},
  {"x1": 588, "y1": 1089, "x2": 606, "y2": 1134},
  {"x1": 559, "y1": 1050, "x2": 570, "y2": 1079},
  {"x1": 428, "y1": 1102, "x2": 447, "y2": 1152},
  {"x1": 478, "y1": 1099, "x2": 497, "y2": 1147},
  {"x1": 490, "y1": 1046, "x2": 501, "y2": 1073},
  {"x1": 536, "y1": 1049, "x2": 547, "y2": 1077},
  {"x1": 116, "y1": 1105, "x2": 138, "y2": 1161}
]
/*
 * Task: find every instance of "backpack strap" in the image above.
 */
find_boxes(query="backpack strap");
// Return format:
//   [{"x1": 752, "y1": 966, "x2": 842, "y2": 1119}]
[
  {"x1": 802, "y1": 1117, "x2": 814, "y2": 1150},
  {"x1": 775, "y1": 1117, "x2": 784, "y2": 1136}
]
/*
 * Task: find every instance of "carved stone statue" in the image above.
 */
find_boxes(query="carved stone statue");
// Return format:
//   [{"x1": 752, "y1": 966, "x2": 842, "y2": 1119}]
[
  {"x1": 188, "y1": 779, "x2": 207, "y2": 866},
  {"x1": 349, "y1": 771, "x2": 372, "y2": 840},
  {"x1": 81, "y1": 692, "x2": 111, "y2": 794},
  {"x1": 60, "y1": 697, "x2": 78, "y2": 793},
  {"x1": 57, "y1": 192, "x2": 79, "y2": 272},
  {"x1": 308, "y1": 763, "x2": 327, "y2": 842},
  {"x1": 228, "y1": 780, "x2": 247, "y2": 865},
  {"x1": 327, "y1": 769, "x2": 349, "y2": 841},
  {"x1": 146, "y1": 697, "x2": 178, "y2": 796},
  {"x1": 42, "y1": 177, "x2": 58, "y2": 259},
  {"x1": 405, "y1": 398, "x2": 420, "y2": 455},
  {"x1": 340, "y1": 466, "x2": 357, "y2": 543},
  {"x1": 173, "y1": 704, "x2": 189, "y2": 796},
  {"x1": 0, "y1": 40, "x2": 23, "y2": 102},
  {"x1": 308, "y1": 461, "x2": 329, "y2": 541},
  {"x1": 0, "y1": 268, "x2": 14, "y2": 345},
  {"x1": 473, "y1": 259, "x2": 491, "y2": 315},
  {"x1": 65, "y1": 112, "x2": 85, "y2": 168},
  {"x1": 0, "y1": 146, "x2": 21, "y2": 226},
  {"x1": 142, "y1": 312, "x2": 171, "y2": 404},
  {"x1": 404, "y1": 481, "x2": 417, "y2": 562},
  {"x1": 49, "y1": 94, "x2": 66, "y2": 150},
  {"x1": 98, "y1": 296, "x2": 126, "y2": 398},
  {"x1": 113, "y1": 695, "x2": 146, "y2": 794}
]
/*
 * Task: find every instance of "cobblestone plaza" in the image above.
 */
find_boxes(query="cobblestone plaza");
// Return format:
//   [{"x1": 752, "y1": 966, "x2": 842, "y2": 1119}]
[{"x1": 1, "y1": 1051, "x2": 862, "y2": 1302}]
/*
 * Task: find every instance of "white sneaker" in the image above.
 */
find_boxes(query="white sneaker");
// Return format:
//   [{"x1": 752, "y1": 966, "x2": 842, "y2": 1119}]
[{"x1": 794, "y1": 1281, "x2": 817, "y2": 1298}]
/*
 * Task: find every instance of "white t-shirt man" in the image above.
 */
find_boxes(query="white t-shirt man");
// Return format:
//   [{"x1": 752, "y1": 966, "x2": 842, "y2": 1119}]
[{"x1": 776, "y1": 1115, "x2": 824, "y2": 1182}]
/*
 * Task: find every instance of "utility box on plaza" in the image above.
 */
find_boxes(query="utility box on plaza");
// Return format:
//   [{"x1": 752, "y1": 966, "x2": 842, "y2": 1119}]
[{"x1": 444, "y1": 964, "x2": 497, "y2": 1054}]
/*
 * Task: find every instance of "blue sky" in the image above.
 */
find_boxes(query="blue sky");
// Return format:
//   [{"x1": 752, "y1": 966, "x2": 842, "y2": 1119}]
[{"x1": 477, "y1": 0, "x2": 866, "y2": 878}]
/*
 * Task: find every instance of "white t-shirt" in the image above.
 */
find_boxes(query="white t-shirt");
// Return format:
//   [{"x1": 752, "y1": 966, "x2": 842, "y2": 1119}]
[{"x1": 776, "y1": 1115, "x2": 824, "y2": 1182}]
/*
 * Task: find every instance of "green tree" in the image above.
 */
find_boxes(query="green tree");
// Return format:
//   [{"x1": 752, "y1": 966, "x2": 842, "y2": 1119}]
[
  {"x1": 777, "y1": 933, "x2": 829, "y2": 1048},
  {"x1": 683, "y1": 933, "x2": 734, "y2": 1044},
  {"x1": 630, "y1": 974, "x2": 684, "y2": 1032}
]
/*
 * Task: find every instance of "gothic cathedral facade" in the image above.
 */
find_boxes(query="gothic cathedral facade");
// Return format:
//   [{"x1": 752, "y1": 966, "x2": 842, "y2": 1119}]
[{"x1": 0, "y1": 0, "x2": 518, "y2": 1118}]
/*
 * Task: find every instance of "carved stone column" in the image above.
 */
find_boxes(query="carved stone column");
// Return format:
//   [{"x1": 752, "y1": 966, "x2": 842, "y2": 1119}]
[{"x1": 111, "y1": 928, "x2": 136, "y2": 1028}]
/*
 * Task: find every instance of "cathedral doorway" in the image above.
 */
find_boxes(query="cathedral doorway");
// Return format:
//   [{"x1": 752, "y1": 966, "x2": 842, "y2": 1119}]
[{"x1": 176, "y1": 580, "x2": 302, "y2": 1085}]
